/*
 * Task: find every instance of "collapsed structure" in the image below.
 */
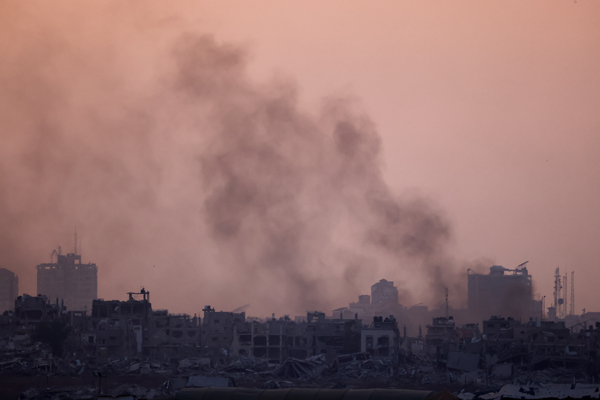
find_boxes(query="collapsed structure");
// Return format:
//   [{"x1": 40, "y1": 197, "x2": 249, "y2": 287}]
[
  {"x1": 4, "y1": 285, "x2": 600, "y2": 399},
  {"x1": 4, "y1": 261, "x2": 600, "y2": 399}
]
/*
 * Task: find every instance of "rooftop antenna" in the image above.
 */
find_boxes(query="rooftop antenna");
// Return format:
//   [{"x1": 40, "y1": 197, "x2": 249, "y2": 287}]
[
  {"x1": 445, "y1": 287, "x2": 449, "y2": 319},
  {"x1": 74, "y1": 228, "x2": 78, "y2": 255}
]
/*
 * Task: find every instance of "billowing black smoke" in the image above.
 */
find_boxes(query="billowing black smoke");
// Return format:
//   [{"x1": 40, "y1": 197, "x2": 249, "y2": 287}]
[{"x1": 0, "y1": 3, "x2": 462, "y2": 315}]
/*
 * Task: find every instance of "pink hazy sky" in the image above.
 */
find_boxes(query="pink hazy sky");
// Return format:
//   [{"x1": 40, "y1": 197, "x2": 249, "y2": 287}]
[
  {"x1": 1, "y1": 1, "x2": 599, "y2": 316},
  {"x1": 197, "y1": 0, "x2": 600, "y2": 311}
]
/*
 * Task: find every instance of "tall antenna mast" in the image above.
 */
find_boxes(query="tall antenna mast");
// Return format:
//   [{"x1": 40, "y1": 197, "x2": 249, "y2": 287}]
[
  {"x1": 570, "y1": 271, "x2": 575, "y2": 316},
  {"x1": 563, "y1": 270, "x2": 568, "y2": 318},
  {"x1": 74, "y1": 228, "x2": 78, "y2": 255},
  {"x1": 445, "y1": 287, "x2": 449, "y2": 319},
  {"x1": 553, "y1": 267, "x2": 561, "y2": 309}
]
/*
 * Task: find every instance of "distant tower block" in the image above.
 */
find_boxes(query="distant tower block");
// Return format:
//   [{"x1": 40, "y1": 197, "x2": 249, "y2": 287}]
[
  {"x1": 371, "y1": 279, "x2": 399, "y2": 306},
  {"x1": 0, "y1": 268, "x2": 18, "y2": 313},
  {"x1": 36, "y1": 248, "x2": 98, "y2": 312}
]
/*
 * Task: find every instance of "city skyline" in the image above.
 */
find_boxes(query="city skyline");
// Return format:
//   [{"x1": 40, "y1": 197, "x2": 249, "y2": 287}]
[{"x1": 1, "y1": 1, "x2": 599, "y2": 317}]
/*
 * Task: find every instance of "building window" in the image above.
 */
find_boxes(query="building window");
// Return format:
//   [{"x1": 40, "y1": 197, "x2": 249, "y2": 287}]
[{"x1": 377, "y1": 335, "x2": 389, "y2": 347}]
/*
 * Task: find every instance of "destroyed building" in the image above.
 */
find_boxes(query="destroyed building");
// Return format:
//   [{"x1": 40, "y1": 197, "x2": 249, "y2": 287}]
[
  {"x1": 0, "y1": 267, "x2": 18, "y2": 313},
  {"x1": 14, "y1": 294, "x2": 65, "y2": 328},
  {"x1": 83, "y1": 289, "x2": 201, "y2": 362},
  {"x1": 36, "y1": 249, "x2": 98, "y2": 312},
  {"x1": 306, "y1": 311, "x2": 362, "y2": 363},
  {"x1": 201, "y1": 305, "x2": 245, "y2": 351},
  {"x1": 482, "y1": 316, "x2": 521, "y2": 338},
  {"x1": 84, "y1": 290, "x2": 153, "y2": 362},
  {"x1": 5, "y1": 295, "x2": 600, "y2": 397},
  {"x1": 468, "y1": 265, "x2": 540, "y2": 322},
  {"x1": 425, "y1": 316, "x2": 456, "y2": 355},
  {"x1": 148, "y1": 309, "x2": 200, "y2": 359},
  {"x1": 233, "y1": 315, "x2": 308, "y2": 362},
  {"x1": 361, "y1": 316, "x2": 400, "y2": 357}
]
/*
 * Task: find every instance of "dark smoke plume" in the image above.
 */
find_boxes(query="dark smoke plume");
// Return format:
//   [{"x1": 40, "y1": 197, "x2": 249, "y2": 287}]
[{"x1": 0, "y1": 2, "x2": 463, "y2": 316}]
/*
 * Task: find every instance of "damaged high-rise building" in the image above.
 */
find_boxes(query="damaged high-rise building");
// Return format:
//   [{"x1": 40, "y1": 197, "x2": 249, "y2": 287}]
[
  {"x1": 36, "y1": 248, "x2": 98, "y2": 312},
  {"x1": 371, "y1": 279, "x2": 399, "y2": 306},
  {"x1": 468, "y1": 264, "x2": 541, "y2": 321}
]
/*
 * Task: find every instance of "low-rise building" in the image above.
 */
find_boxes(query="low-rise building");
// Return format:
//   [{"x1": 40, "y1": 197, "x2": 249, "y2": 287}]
[
  {"x1": 201, "y1": 305, "x2": 245, "y2": 351},
  {"x1": 14, "y1": 294, "x2": 64, "y2": 328},
  {"x1": 233, "y1": 316, "x2": 307, "y2": 362},
  {"x1": 425, "y1": 316, "x2": 456, "y2": 355},
  {"x1": 361, "y1": 316, "x2": 400, "y2": 358},
  {"x1": 306, "y1": 311, "x2": 362, "y2": 363},
  {"x1": 83, "y1": 289, "x2": 202, "y2": 362}
]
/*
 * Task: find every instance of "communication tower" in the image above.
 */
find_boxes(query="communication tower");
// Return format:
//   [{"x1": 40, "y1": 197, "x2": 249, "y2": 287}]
[
  {"x1": 570, "y1": 271, "x2": 575, "y2": 316},
  {"x1": 553, "y1": 267, "x2": 562, "y2": 313}
]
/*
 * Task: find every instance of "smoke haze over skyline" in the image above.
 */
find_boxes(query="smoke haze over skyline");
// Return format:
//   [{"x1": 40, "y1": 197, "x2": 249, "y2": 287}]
[{"x1": 1, "y1": 1, "x2": 599, "y2": 317}]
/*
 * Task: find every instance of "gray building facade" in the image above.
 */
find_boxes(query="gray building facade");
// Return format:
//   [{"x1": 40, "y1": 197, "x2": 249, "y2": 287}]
[
  {"x1": 37, "y1": 251, "x2": 98, "y2": 312},
  {"x1": 0, "y1": 268, "x2": 18, "y2": 313},
  {"x1": 468, "y1": 265, "x2": 534, "y2": 321}
]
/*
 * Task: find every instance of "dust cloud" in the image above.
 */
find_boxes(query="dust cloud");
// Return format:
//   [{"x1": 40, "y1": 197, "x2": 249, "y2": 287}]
[{"x1": 0, "y1": 2, "x2": 462, "y2": 316}]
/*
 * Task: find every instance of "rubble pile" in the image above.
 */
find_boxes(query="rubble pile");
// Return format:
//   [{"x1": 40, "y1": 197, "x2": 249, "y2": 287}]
[
  {"x1": 0, "y1": 341, "x2": 55, "y2": 376},
  {"x1": 19, "y1": 386, "x2": 97, "y2": 400},
  {"x1": 5, "y1": 345, "x2": 600, "y2": 399},
  {"x1": 458, "y1": 382, "x2": 600, "y2": 400}
]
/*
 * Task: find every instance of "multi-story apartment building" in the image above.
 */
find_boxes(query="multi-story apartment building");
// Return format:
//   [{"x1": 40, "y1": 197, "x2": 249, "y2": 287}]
[{"x1": 37, "y1": 250, "x2": 98, "y2": 312}]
